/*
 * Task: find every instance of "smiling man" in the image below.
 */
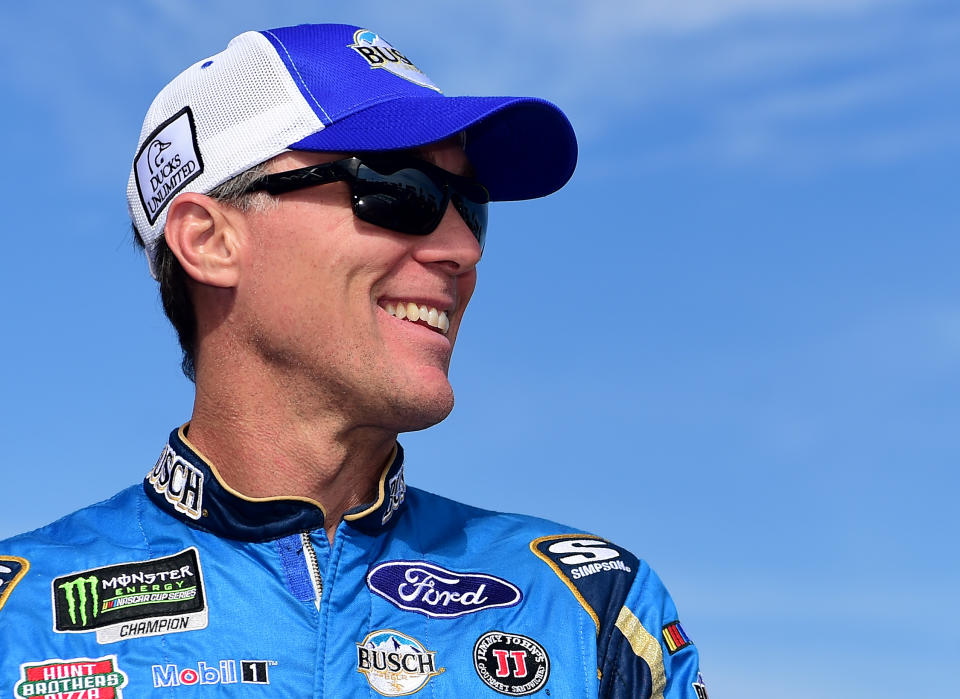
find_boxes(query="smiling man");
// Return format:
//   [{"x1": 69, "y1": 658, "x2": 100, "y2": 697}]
[{"x1": 0, "y1": 23, "x2": 705, "y2": 698}]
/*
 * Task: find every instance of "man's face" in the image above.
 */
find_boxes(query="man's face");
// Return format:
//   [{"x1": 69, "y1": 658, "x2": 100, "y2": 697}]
[{"x1": 231, "y1": 140, "x2": 482, "y2": 432}]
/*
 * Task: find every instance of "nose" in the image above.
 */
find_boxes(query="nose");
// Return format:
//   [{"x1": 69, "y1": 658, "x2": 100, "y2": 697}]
[{"x1": 411, "y1": 203, "x2": 483, "y2": 274}]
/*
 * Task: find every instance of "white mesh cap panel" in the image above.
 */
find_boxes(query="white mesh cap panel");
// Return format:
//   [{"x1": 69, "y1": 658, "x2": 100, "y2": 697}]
[{"x1": 127, "y1": 31, "x2": 326, "y2": 277}]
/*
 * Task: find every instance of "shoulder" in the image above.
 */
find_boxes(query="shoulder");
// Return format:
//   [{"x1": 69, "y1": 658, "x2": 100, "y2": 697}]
[
  {"x1": 0, "y1": 485, "x2": 150, "y2": 623},
  {"x1": 402, "y1": 487, "x2": 654, "y2": 610},
  {"x1": 402, "y1": 489, "x2": 702, "y2": 696},
  {"x1": 1, "y1": 485, "x2": 148, "y2": 554},
  {"x1": 404, "y1": 486, "x2": 582, "y2": 539}
]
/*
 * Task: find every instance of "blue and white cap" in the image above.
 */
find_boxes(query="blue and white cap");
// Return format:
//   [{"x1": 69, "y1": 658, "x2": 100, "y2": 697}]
[{"x1": 127, "y1": 23, "x2": 578, "y2": 278}]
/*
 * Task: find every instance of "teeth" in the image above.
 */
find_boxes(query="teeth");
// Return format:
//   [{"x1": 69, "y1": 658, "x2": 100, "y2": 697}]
[{"x1": 382, "y1": 301, "x2": 450, "y2": 335}]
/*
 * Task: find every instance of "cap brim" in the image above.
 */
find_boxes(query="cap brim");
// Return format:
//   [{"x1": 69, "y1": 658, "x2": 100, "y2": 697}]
[{"x1": 290, "y1": 95, "x2": 577, "y2": 202}]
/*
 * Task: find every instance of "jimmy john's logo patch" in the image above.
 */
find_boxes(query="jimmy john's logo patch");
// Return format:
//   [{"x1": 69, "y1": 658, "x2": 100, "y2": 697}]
[
  {"x1": 0, "y1": 555, "x2": 29, "y2": 612},
  {"x1": 15, "y1": 655, "x2": 128, "y2": 698},
  {"x1": 52, "y1": 548, "x2": 207, "y2": 644},
  {"x1": 474, "y1": 631, "x2": 550, "y2": 696},
  {"x1": 348, "y1": 29, "x2": 441, "y2": 92},
  {"x1": 134, "y1": 106, "x2": 203, "y2": 224}
]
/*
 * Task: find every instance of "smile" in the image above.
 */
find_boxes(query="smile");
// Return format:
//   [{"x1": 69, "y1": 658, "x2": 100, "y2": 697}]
[{"x1": 381, "y1": 301, "x2": 450, "y2": 334}]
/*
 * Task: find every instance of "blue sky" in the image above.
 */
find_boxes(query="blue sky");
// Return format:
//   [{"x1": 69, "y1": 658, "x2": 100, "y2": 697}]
[{"x1": 1, "y1": 1, "x2": 957, "y2": 696}]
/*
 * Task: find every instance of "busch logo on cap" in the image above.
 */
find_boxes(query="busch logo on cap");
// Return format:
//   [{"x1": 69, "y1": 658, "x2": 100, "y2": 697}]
[{"x1": 348, "y1": 30, "x2": 440, "y2": 92}]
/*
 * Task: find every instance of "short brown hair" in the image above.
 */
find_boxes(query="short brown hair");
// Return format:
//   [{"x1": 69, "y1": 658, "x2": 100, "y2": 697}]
[{"x1": 132, "y1": 164, "x2": 273, "y2": 381}]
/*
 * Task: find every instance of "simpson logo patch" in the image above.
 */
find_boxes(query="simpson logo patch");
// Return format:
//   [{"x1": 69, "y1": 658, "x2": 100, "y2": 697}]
[
  {"x1": 529, "y1": 534, "x2": 639, "y2": 634},
  {"x1": 367, "y1": 561, "x2": 522, "y2": 618},
  {"x1": 0, "y1": 555, "x2": 29, "y2": 612},
  {"x1": 474, "y1": 631, "x2": 550, "y2": 696},
  {"x1": 134, "y1": 106, "x2": 204, "y2": 224},
  {"x1": 16, "y1": 656, "x2": 128, "y2": 698},
  {"x1": 662, "y1": 620, "x2": 692, "y2": 654},
  {"x1": 356, "y1": 629, "x2": 444, "y2": 696},
  {"x1": 348, "y1": 29, "x2": 441, "y2": 92},
  {"x1": 52, "y1": 548, "x2": 207, "y2": 644}
]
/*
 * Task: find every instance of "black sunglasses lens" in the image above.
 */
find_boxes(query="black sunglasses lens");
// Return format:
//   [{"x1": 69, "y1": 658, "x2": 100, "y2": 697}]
[
  {"x1": 353, "y1": 162, "x2": 445, "y2": 236},
  {"x1": 451, "y1": 194, "x2": 487, "y2": 250}
]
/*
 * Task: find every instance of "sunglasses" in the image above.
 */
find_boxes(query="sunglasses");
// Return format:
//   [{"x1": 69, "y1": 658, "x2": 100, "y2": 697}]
[{"x1": 242, "y1": 155, "x2": 489, "y2": 250}]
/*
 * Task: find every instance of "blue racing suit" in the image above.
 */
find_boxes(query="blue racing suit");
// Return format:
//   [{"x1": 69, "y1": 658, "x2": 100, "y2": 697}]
[{"x1": 0, "y1": 426, "x2": 705, "y2": 697}]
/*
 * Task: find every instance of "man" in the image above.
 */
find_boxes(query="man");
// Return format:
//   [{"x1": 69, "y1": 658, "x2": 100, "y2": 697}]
[{"x1": 0, "y1": 23, "x2": 705, "y2": 698}]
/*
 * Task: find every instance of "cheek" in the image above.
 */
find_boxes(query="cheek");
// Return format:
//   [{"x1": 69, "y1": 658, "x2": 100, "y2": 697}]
[
  {"x1": 457, "y1": 269, "x2": 478, "y2": 312},
  {"x1": 448, "y1": 269, "x2": 478, "y2": 343}
]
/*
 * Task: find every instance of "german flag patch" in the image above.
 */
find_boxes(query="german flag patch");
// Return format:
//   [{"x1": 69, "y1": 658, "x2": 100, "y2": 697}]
[{"x1": 661, "y1": 621, "x2": 692, "y2": 654}]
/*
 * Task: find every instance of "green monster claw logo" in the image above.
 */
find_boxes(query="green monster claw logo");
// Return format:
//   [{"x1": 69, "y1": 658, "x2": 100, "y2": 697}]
[{"x1": 59, "y1": 575, "x2": 100, "y2": 626}]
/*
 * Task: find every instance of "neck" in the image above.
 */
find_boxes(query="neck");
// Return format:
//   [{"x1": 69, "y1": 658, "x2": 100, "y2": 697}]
[{"x1": 186, "y1": 366, "x2": 397, "y2": 544}]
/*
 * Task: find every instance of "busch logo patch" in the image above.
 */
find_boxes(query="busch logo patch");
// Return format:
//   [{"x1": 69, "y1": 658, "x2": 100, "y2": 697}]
[
  {"x1": 367, "y1": 561, "x2": 521, "y2": 618},
  {"x1": 0, "y1": 555, "x2": 29, "y2": 612},
  {"x1": 348, "y1": 29, "x2": 441, "y2": 92},
  {"x1": 149, "y1": 443, "x2": 204, "y2": 520},
  {"x1": 356, "y1": 630, "x2": 444, "y2": 696},
  {"x1": 52, "y1": 548, "x2": 207, "y2": 644},
  {"x1": 152, "y1": 660, "x2": 275, "y2": 687},
  {"x1": 134, "y1": 106, "x2": 203, "y2": 224},
  {"x1": 474, "y1": 632, "x2": 550, "y2": 696},
  {"x1": 15, "y1": 656, "x2": 128, "y2": 698}
]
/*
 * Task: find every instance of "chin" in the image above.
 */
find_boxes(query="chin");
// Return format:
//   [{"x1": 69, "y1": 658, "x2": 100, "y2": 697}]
[{"x1": 386, "y1": 385, "x2": 456, "y2": 433}]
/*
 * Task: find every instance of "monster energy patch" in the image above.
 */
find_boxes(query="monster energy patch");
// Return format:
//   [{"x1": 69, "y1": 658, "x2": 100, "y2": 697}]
[{"x1": 52, "y1": 548, "x2": 207, "y2": 645}]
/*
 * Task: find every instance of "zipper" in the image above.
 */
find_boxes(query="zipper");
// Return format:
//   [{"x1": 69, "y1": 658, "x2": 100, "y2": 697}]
[{"x1": 300, "y1": 531, "x2": 323, "y2": 610}]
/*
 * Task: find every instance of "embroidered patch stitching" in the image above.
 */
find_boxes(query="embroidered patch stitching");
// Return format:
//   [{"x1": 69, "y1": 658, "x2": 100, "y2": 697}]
[{"x1": 661, "y1": 620, "x2": 692, "y2": 654}]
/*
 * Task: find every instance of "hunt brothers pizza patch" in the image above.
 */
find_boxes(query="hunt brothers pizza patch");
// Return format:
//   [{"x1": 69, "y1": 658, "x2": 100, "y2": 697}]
[
  {"x1": 52, "y1": 548, "x2": 207, "y2": 645},
  {"x1": 15, "y1": 655, "x2": 128, "y2": 698}
]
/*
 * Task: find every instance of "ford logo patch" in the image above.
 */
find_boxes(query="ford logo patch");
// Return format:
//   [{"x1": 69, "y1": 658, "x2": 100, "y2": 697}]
[{"x1": 367, "y1": 561, "x2": 522, "y2": 618}]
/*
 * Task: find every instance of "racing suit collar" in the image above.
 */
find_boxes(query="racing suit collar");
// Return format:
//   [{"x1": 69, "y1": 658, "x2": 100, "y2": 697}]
[{"x1": 142, "y1": 425, "x2": 407, "y2": 542}]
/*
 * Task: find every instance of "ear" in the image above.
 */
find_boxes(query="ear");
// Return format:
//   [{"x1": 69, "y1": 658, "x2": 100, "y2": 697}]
[{"x1": 164, "y1": 192, "x2": 245, "y2": 288}]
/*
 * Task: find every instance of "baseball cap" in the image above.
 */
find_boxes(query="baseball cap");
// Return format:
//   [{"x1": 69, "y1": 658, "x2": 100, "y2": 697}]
[{"x1": 127, "y1": 23, "x2": 578, "y2": 278}]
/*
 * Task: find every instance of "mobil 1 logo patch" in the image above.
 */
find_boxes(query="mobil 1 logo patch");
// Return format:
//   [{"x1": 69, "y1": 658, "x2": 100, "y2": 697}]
[
  {"x1": 53, "y1": 548, "x2": 207, "y2": 644},
  {"x1": 474, "y1": 631, "x2": 549, "y2": 696},
  {"x1": 152, "y1": 659, "x2": 276, "y2": 688},
  {"x1": 134, "y1": 106, "x2": 203, "y2": 224}
]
